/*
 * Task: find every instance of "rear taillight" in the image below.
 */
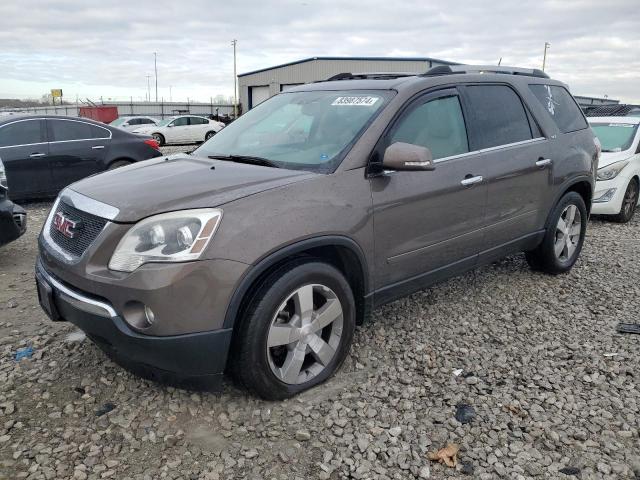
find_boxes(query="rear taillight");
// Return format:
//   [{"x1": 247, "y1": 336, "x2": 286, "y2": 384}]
[{"x1": 144, "y1": 139, "x2": 160, "y2": 151}]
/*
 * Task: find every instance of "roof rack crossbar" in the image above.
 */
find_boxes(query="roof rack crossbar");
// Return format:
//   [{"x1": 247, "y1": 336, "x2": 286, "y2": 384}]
[
  {"x1": 325, "y1": 72, "x2": 416, "y2": 81},
  {"x1": 422, "y1": 64, "x2": 550, "y2": 79}
]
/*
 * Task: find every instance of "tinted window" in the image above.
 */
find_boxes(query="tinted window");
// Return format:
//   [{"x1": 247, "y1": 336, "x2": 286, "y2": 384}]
[
  {"x1": 127, "y1": 118, "x2": 140, "y2": 125},
  {"x1": 189, "y1": 117, "x2": 207, "y2": 125},
  {"x1": 91, "y1": 125, "x2": 110, "y2": 139},
  {"x1": 0, "y1": 120, "x2": 43, "y2": 147},
  {"x1": 140, "y1": 118, "x2": 154, "y2": 124},
  {"x1": 464, "y1": 85, "x2": 532, "y2": 149},
  {"x1": 172, "y1": 117, "x2": 189, "y2": 127},
  {"x1": 50, "y1": 120, "x2": 94, "y2": 141},
  {"x1": 390, "y1": 95, "x2": 469, "y2": 160},
  {"x1": 529, "y1": 84, "x2": 588, "y2": 133}
]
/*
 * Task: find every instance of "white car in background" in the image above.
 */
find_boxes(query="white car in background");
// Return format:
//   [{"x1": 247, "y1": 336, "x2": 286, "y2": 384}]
[
  {"x1": 110, "y1": 116, "x2": 159, "y2": 131},
  {"x1": 590, "y1": 116, "x2": 640, "y2": 222},
  {"x1": 131, "y1": 115, "x2": 225, "y2": 146}
]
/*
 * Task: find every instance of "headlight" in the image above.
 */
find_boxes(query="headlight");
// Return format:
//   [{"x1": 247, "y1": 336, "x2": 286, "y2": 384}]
[
  {"x1": 597, "y1": 160, "x2": 629, "y2": 181},
  {"x1": 0, "y1": 158, "x2": 7, "y2": 188},
  {"x1": 108, "y1": 209, "x2": 222, "y2": 272}
]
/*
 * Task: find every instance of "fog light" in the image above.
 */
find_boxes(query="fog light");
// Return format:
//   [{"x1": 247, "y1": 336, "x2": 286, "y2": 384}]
[
  {"x1": 123, "y1": 301, "x2": 156, "y2": 330},
  {"x1": 144, "y1": 306, "x2": 155, "y2": 325},
  {"x1": 593, "y1": 188, "x2": 616, "y2": 203}
]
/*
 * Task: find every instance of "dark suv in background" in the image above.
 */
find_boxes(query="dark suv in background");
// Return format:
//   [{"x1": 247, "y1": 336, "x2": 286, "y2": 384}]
[
  {"x1": 0, "y1": 115, "x2": 163, "y2": 201},
  {"x1": 36, "y1": 65, "x2": 598, "y2": 399},
  {"x1": 0, "y1": 160, "x2": 26, "y2": 247}
]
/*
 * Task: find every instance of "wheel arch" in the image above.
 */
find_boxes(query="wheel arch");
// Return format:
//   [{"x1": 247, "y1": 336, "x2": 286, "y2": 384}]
[
  {"x1": 106, "y1": 157, "x2": 135, "y2": 169},
  {"x1": 223, "y1": 236, "x2": 371, "y2": 331}
]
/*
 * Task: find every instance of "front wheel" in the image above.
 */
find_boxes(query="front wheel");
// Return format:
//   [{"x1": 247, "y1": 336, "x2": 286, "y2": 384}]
[
  {"x1": 525, "y1": 191, "x2": 587, "y2": 274},
  {"x1": 205, "y1": 131, "x2": 216, "y2": 141},
  {"x1": 611, "y1": 178, "x2": 639, "y2": 223},
  {"x1": 152, "y1": 133, "x2": 165, "y2": 146},
  {"x1": 230, "y1": 260, "x2": 355, "y2": 400}
]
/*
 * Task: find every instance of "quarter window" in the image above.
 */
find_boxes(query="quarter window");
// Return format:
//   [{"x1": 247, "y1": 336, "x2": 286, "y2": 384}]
[
  {"x1": 49, "y1": 120, "x2": 94, "y2": 141},
  {"x1": 463, "y1": 85, "x2": 532, "y2": 149},
  {"x1": 529, "y1": 84, "x2": 588, "y2": 133},
  {"x1": 390, "y1": 95, "x2": 469, "y2": 160},
  {"x1": 0, "y1": 120, "x2": 44, "y2": 147}
]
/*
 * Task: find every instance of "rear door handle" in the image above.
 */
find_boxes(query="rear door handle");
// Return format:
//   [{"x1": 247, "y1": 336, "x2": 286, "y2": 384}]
[
  {"x1": 29, "y1": 153, "x2": 46, "y2": 158},
  {"x1": 92, "y1": 145, "x2": 105, "y2": 150},
  {"x1": 536, "y1": 158, "x2": 552, "y2": 168},
  {"x1": 461, "y1": 175, "x2": 483, "y2": 187}
]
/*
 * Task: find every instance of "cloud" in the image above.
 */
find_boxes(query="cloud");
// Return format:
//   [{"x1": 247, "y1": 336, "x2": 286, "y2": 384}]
[{"x1": 0, "y1": 0, "x2": 638, "y2": 102}]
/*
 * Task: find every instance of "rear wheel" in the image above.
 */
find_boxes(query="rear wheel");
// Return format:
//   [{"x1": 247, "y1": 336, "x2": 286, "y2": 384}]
[
  {"x1": 230, "y1": 260, "x2": 355, "y2": 400},
  {"x1": 611, "y1": 178, "x2": 639, "y2": 223},
  {"x1": 108, "y1": 160, "x2": 132, "y2": 170},
  {"x1": 152, "y1": 133, "x2": 165, "y2": 146},
  {"x1": 525, "y1": 191, "x2": 587, "y2": 274}
]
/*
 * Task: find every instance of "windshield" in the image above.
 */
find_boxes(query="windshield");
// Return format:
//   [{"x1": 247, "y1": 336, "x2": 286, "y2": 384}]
[
  {"x1": 156, "y1": 118, "x2": 174, "y2": 127},
  {"x1": 110, "y1": 118, "x2": 127, "y2": 126},
  {"x1": 590, "y1": 122, "x2": 639, "y2": 152},
  {"x1": 193, "y1": 90, "x2": 391, "y2": 172}
]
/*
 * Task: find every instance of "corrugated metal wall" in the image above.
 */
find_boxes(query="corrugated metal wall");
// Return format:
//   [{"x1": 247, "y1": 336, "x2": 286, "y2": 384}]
[
  {"x1": 0, "y1": 102, "x2": 234, "y2": 120},
  {"x1": 239, "y1": 58, "x2": 448, "y2": 110}
]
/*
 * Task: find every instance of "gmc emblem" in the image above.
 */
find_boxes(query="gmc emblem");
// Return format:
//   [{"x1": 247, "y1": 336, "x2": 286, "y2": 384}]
[{"x1": 53, "y1": 212, "x2": 82, "y2": 239}]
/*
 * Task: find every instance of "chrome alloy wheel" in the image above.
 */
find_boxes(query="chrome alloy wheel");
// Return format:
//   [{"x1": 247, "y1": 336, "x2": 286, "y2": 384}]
[
  {"x1": 554, "y1": 204, "x2": 582, "y2": 262},
  {"x1": 266, "y1": 284, "x2": 344, "y2": 385}
]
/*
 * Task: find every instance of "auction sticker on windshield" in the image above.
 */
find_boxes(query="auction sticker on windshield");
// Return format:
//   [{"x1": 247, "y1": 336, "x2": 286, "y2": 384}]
[{"x1": 332, "y1": 96, "x2": 379, "y2": 106}]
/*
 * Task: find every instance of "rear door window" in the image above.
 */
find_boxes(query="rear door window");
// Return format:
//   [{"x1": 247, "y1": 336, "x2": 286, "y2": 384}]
[
  {"x1": 529, "y1": 84, "x2": 588, "y2": 133},
  {"x1": 390, "y1": 95, "x2": 469, "y2": 160},
  {"x1": 0, "y1": 120, "x2": 44, "y2": 147},
  {"x1": 462, "y1": 85, "x2": 533, "y2": 149},
  {"x1": 49, "y1": 120, "x2": 94, "y2": 141}
]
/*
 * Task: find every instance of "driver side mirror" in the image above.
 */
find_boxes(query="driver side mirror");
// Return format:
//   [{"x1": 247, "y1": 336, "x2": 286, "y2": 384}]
[
  {"x1": 382, "y1": 142, "x2": 435, "y2": 171},
  {"x1": 167, "y1": 124, "x2": 175, "y2": 128}
]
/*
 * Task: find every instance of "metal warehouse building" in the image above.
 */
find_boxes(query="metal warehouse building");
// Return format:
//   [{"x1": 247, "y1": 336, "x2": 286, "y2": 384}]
[{"x1": 238, "y1": 56, "x2": 457, "y2": 110}]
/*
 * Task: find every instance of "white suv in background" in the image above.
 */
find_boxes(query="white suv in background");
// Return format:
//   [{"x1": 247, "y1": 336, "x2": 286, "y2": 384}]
[
  {"x1": 589, "y1": 116, "x2": 640, "y2": 222},
  {"x1": 131, "y1": 115, "x2": 225, "y2": 146}
]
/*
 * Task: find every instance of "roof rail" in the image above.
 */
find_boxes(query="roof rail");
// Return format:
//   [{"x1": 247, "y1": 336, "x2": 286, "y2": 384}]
[
  {"x1": 422, "y1": 64, "x2": 549, "y2": 79},
  {"x1": 325, "y1": 72, "x2": 416, "y2": 81}
]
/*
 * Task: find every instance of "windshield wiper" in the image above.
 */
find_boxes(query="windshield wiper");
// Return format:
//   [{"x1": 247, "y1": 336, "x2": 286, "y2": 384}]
[{"x1": 208, "y1": 154, "x2": 279, "y2": 168}]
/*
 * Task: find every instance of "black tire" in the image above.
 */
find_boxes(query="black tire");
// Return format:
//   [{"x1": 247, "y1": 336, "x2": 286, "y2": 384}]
[
  {"x1": 152, "y1": 133, "x2": 165, "y2": 146},
  {"x1": 205, "y1": 131, "x2": 215, "y2": 141},
  {"x1": 229, "y1": 259, "x2": 355, "y2": 400},
  {"x1": 108, "y1": 160, "x2": 132, "y2": 170},
  {"x1": 525, "y1": 191, "x2": 588, "y2": 274},
  {"x1": 611, "y1": 178, "x2": 639, "y2": 223}
]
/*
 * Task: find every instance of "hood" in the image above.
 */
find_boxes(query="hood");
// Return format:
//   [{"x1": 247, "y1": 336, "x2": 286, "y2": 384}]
[
  {"x1": 68, "y1": 154, "x2": 316, "y2": 222},
  {"x1": 598, "y1": 150, "x2": 634, "y2": 169}
]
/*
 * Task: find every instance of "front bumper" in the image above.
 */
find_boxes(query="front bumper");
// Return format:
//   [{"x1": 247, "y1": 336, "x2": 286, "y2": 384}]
[
  {"x1": 36, "y1": 259, "x2": 232, "y2": 390},
  {"x1": 0, "y1": 197, "x2": 27, "y2": 247},
  {"x1": 591, "y1": 176, "x2": 632, "y2": 215}
]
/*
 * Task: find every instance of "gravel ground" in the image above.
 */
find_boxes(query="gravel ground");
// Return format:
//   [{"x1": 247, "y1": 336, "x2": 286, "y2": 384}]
[{"x1": 1, "y1": 189, "x2": 639, "y2": 479}]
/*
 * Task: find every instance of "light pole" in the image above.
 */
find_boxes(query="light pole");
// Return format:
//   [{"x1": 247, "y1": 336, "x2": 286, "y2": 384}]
[
  {"x1": 542, "y1": 42, "x2": 551, "y2": 72},
  {"x1": 154, "y1": 52, "x2": 158, "y2": 102},
  {"x1": 232, "y1": 39, "x2": 237, "y2": 118},
  {"x1": 169, "y1": 85, "x2": 172, "y2": 103},
  {"x1": 145, "y1": 75, "x2": 151, "y2": 102}
]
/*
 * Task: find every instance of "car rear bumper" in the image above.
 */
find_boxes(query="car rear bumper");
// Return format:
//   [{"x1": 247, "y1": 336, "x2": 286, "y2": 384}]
[
  {"x1": 35, "y1": 259, "x2": 232, "y2": 391},
  {"x1": 0, "y1": 197, "x2": 27, "y2": 247}
]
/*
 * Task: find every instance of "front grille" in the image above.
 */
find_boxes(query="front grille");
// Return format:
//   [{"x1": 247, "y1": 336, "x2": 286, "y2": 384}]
[{"x1": 49, "y1": 202, "x2": 108, "y2": 258}]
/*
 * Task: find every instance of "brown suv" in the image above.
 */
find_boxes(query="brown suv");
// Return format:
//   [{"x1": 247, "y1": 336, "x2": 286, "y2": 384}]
[{"x1": 36, "y1": 65, "x2": 598, "y2": 399}]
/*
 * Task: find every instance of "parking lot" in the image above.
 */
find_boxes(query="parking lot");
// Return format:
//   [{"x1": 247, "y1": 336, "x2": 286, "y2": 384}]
[{"x1": 1, "y1": 152, "x2": 639, "y2": 479}]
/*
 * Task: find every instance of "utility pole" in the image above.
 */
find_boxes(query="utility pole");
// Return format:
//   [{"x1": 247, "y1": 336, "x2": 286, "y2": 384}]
[
  {"x1": 542, "y1": 42, "x2": 551, "y2": 72},
  {"x1": 169, "y1": 85, "x2": 172, "y2": 102},
  {"x1": 145, "y1": 75, "x2": 151, "y2": 102},
  {"x1": 154, "y1": 52, "x2": 158, "y2": 102},
  {"x1": 232, "y1": 39, "x2": 238, "y2": 118}
]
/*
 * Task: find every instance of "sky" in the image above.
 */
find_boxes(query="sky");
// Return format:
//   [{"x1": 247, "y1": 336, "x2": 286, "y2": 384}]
[{"x1": 0, "y1": 0, "x2": 639, "y2": 104}]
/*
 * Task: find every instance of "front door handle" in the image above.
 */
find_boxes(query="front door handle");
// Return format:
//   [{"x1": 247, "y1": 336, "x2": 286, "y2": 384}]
[
  {"x1": 461, "y1": 175, "x2": 483, "y2": 187},
  {"x1": 91, "y1": 145, "x2": 105, "y2": 150},
  {"x1": 29, "y1": 153, "x2": 46, "y2": 158},
  {"x1": 536, "y1": 158, "x2": 552, "y2": 168}
]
